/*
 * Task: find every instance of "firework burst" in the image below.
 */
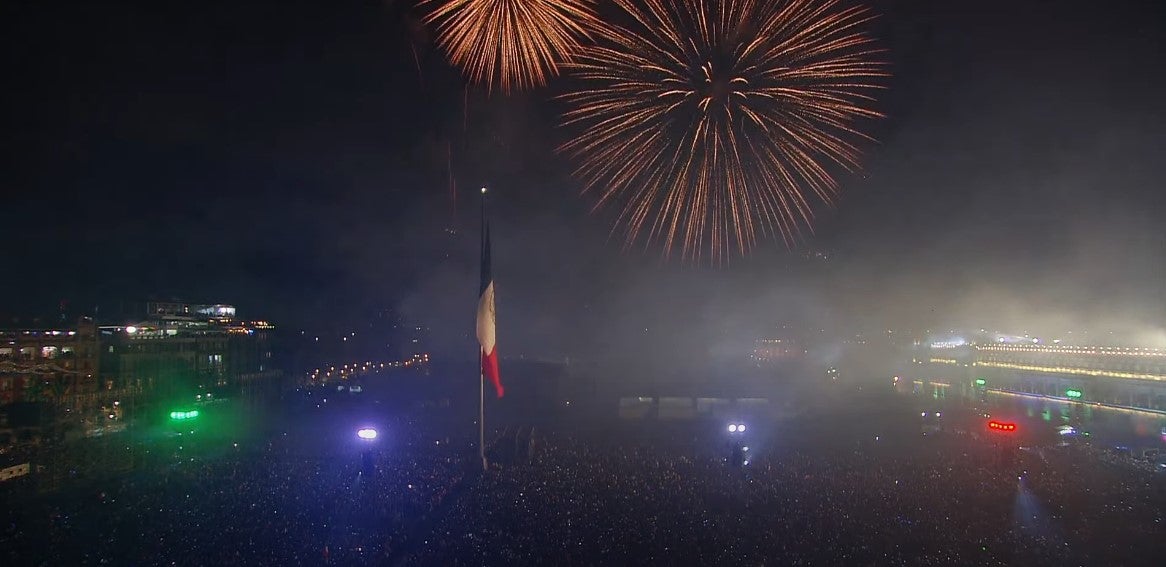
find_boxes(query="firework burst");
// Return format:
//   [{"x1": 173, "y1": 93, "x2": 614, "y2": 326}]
[
  {"x1": 559, "y1": 0, "x2": 887, "y2": 261},
  {"x1": 419, "y1": 0, "x2": 600, "y2": 93}
]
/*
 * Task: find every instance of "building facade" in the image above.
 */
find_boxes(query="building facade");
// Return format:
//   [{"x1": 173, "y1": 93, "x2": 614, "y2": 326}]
[
  {"x1": 1, "y1": 303, "x2": 279, "y2": 444},
  {"x1": 100, "y1": 302, "x2": 278, "y2": 410},
  {"x1": 0, "y1": 318, "x2": 100, "y2": 408}
]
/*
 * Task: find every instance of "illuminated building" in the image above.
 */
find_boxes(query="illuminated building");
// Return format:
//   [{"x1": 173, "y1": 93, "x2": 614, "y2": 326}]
[
  {"x1": 0, "y1": 319, "x2": 102, "y2": 438},
  {"x1": 2, "y1": 302, "x2": 279, "y2": 446},
  {"x1": 0, "y1": 318, "x2": 99, "y2": 406},
  {"x1": 973, "y1": 343, "x2": 1166, "y2": 382},
  {"x1": 100, "y1": 302, "x2": 280, "y2": 412},
  {"x1": 919, "y1": 339, "x2": 1166, "y2": 411},
  {"x1": 146, "y1": 301, "x2": 237, "y2": 322}
]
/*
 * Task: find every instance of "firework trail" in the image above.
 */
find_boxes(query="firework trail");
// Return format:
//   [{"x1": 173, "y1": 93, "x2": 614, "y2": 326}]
[
  {"x1": 420, "y1": 0, "x2": 600, "y2": 93},
  {"x1": 560, "y1": 0, "x2": 887, "y2": 261}
]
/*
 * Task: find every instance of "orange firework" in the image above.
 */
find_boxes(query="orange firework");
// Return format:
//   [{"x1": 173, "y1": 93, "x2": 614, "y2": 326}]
[
  {"x1": 419, "y1": 0, "x2": 600, "y2": 93},
  {"x1": 559, "y1": 0, "x2": 887, "y2": 262}
]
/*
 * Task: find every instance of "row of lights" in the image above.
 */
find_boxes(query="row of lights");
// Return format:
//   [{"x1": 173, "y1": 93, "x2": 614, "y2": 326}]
[
  {"x1": 973, "y1": 361, "x2": 1166, "y2": 382},
  {"x1": 979, "y1": 380, "x2": 1093, "y2": 400},
  {"x1": 985, "y1": 388, "x2": 1166, "y2": 418},
  {"x1": 126, "y1": 321, "x2": 270, "y2": 336},
  {"x1": 928, "y1": 341, "x2": 967, "y2": 349},
  {"x1": 307, "y1": 354, "x2": 431, "y2": 379},
  {"x1": 978, "y1": 344, "x2": 1166, "y2": 357}
]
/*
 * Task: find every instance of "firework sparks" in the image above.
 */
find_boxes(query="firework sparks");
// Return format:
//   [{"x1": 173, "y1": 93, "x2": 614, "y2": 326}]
[
  {"x1": 420, "y1": 0, "x2": 600, "y2": 93},
  {"x1": 559, "y1": 0, "x2": 887, "y2": 261}
]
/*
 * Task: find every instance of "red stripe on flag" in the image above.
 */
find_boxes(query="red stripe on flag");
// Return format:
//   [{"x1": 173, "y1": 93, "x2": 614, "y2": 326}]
[{"x1": 482, "y1": 348, "x2": 503, "y2": 398}]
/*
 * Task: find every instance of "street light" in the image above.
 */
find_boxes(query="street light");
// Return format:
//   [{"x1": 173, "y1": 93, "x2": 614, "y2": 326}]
[{"x1": 356, "y1": 427, "x2": 377, "y2": 440}]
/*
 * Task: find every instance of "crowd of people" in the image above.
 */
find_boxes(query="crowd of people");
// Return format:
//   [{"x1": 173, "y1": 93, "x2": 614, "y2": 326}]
[
  {"x1": 1019, "y1": 442, "x2": 1165, "y2": 564},
  {"x1": 2, "y1": 399, "x2": 1163, "y2": 566},
  {"x1": 407, "y1": 430, "x2": 1116, "y2": 566},
  {"x1": 1, "y1": 410, "x2": 467, "y2": 565}
]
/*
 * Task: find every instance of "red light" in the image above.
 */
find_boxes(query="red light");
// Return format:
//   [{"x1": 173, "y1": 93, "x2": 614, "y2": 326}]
[{"x1": 988, "y1": 420, "x2": 1016, "y2": 432}]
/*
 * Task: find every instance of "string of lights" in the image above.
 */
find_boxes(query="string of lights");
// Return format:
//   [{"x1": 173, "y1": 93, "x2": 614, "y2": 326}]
[
  {"x1": 972, "y1": 360, "x2": 1166, "y2": 382},
  {"x1": 305, "y1": 354, "x2": 430, "y2": 380},
  {"x1": 976, "y1": 344, "x2": 1166, "y2": 357}
]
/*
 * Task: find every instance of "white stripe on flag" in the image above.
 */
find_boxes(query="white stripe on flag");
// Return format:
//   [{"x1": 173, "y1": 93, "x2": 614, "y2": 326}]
[{"x1": 476, "y1": 281, "x2": 495, "y2": 354}]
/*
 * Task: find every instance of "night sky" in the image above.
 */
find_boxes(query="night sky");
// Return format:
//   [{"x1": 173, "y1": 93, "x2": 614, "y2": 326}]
[{"x1": 3, "y1": 0, "x2": 1165, "y2": 363}]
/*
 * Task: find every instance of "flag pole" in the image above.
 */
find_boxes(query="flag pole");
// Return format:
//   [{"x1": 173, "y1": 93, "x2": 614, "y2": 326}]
[
  {"x1": 480, "y1": 350, "x2": 487, "y2": 471},
  {"x1": 479, "y1": 187, "x2": 488, "y2": 472}
]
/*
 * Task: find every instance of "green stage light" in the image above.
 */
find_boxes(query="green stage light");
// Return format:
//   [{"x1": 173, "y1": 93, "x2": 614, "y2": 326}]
[
  {"x1": 1066, "y1": 389, "x2": 1082, "y2": 399},
  {"x1": 974, "y1": 379, "x2": 986, "y2": 386}
]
